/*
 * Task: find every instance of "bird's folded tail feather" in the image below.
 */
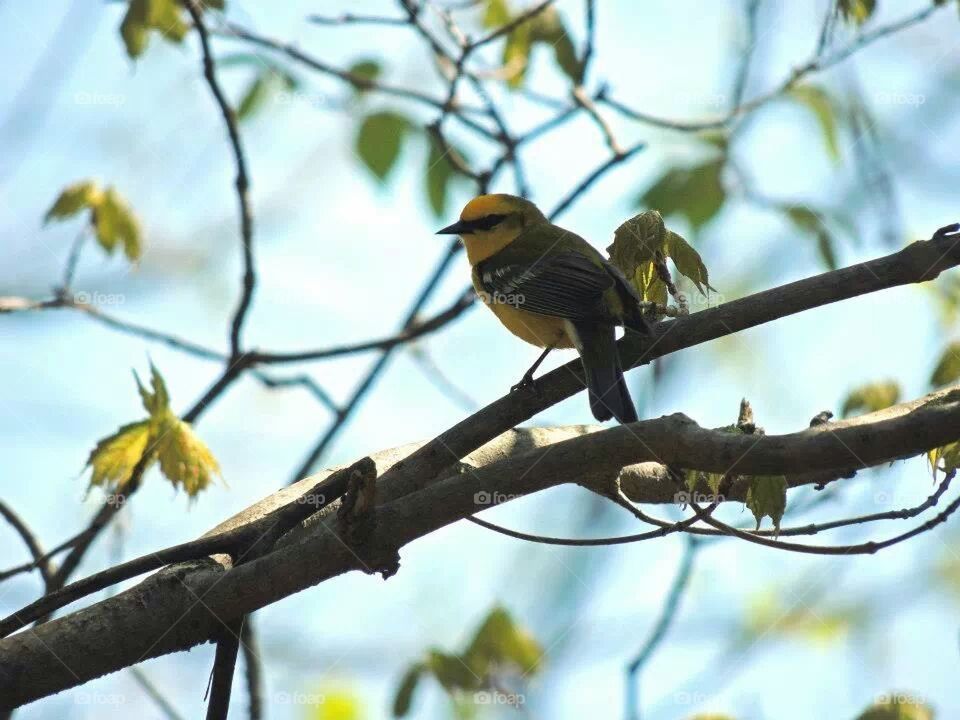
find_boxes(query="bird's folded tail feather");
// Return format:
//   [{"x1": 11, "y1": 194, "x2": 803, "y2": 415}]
[{"x1": 568, "y1": 321, "x2": 638, "y2": 424}]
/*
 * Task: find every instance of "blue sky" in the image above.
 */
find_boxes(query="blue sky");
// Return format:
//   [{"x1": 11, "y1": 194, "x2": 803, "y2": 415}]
[{"x1": 1, "y1": 1, "x2": 960, "y2": 718}]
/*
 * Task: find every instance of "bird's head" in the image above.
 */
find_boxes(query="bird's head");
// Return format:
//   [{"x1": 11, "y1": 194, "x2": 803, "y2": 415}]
[{"x1": 437, "y1": 194, "x2": 547, "y2": 265}]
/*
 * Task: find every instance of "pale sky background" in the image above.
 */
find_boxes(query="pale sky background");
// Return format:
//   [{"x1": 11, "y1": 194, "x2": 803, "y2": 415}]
[{"x1": 1, "y1": 1, "x2": 959, "y2": 719}]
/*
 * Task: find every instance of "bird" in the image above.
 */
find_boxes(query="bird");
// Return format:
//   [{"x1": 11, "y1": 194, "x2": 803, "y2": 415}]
[{"x1": 437, "y1": 193, "x2": 651, "y2": 423}]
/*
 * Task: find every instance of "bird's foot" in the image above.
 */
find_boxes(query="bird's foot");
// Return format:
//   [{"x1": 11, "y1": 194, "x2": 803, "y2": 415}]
[{"x1": 510, "y1": 374, "x2": 541, "y2": 396}]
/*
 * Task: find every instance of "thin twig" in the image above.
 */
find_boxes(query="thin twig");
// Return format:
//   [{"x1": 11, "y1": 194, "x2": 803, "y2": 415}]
[{"x1": 0, "y1": 502, "x2": 54, "y2": 589}]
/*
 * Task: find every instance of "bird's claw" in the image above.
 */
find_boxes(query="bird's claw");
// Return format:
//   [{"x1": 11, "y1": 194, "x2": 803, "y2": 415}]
[{"x1": 510, "y1": 375, "x2": 541, "y2": 395}]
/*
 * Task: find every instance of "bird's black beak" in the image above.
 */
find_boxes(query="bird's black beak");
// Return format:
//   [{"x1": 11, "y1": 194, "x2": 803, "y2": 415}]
[{"x1": 436, "y1": 220, "x2": 473, "y2": 235}]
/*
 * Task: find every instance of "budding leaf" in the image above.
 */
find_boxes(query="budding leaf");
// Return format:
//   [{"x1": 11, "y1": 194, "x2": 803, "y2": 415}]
[
  {"x1": 464, "y1": 606, "x2": 542, "y2": 676},
  {"x1": 94, "y1": 187, "x2": 142, "y2": 261},
  {"x1": 87, "y1": 420, "x2": 152, "y2": 492},
  {"x1": 608, "y1": 210, "x2": 715, "y2": 303},
  {"x1": 746, "y1": 475, "x2": 787, "y2": 532},
  {"x1": 841, "y1": 380, "x2": 900, "y2": 417},
  {"x1": 118, "y1": 0, "x2": 190, "y2": 59},
  {"x1": 928, "y1": 441, "x2": 960, "y2": 479},
  {"x1": 930, "y1": 341, "x2": 960, "y2": 387},
  {"x1": 86, "y1": 363, "x2": 220, "y2": 498},
  {"x1": 44, "y1": 180, "x2": 102, "y2": 223}
]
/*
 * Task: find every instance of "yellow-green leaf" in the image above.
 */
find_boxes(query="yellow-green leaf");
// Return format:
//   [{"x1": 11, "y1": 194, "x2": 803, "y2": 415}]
[
  {"x1": 855, "y1": 695, "x2": 934, "y2": 720},
  {"x1": 392, "y1": 664, "x2": 425, "y2": 717},
  {"x1": 790, "y1": 85, "x2": 841, "y2": 164},
  {"x1": 638, "y1": 158, "x2": 726, "y2": 230},
  {"x1": 94, "y1": 187, "x2": 142, "y2": 261},
  {"x1": 463, "y1": 607, "x2": 542, "y2": 676},
  {"x1": 355, "y1": 111, "x2": 410, "y2": 181},
  {"x1": 86, "y1": 420, "x2": 152, "y2": 492},
  {"x1": 148, "y1": 0, "x2": 188, "y2": 43},
  {"x1": 135, "y1": 362, "x2": 170, "y2": 417},
  {"x1": 928, "y1": 441, "x2": 960, "y2": 478},
  {"x1": 502, "y1": 22, "x2": 533, "y2": 88},
  {"x1": 154, "y1": 412, "x2": 221, "y2": 496},
  {"x1": 483, "y1": 0, "x2": 511, "y2": 28},
  {"x1": 837, "y1": 0, "x2": 877, "y2": 26},
  {"x1": 841, "y1": 380, "x2": 900, "y2": 417},
  {"x1": 745, "y1": 475, "x2": 787, "y2": 531},
  {"x1": 44, "y1": 180, "x2": 102, "y2": 224},
  {"x1": 120, "y1": 0, "x2": 150, "y2": 58},
  {"x1": 666, "y1": 230, "x2": 714, "y2": 295},
  {"x1": 306, "y1": 687, "x2": 363, "y2": 720},
  {"x1": 426, "y1": 650, "x2": 481, "y2": 691},
  {"x1": 931, "y1": 341, "x2": 960, "y2": 387}
]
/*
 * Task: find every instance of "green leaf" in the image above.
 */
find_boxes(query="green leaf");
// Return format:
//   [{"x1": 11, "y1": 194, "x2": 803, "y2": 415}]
[
  {"x1": 929, "y1": 441, "x2": 960, "y2": 478},
  {"x1": 392, "y1": 663, "x2": 425, "y2": 717},
  {"x1": 638, "y1": 158, "x2": 726, "y2": 230},
  {"x1": 148, "y1": 0, "x2": 188, "y2": 43},
  {"x1": 607, "y1": 210, "x2": 715, "y2": 302},
  {"x1": 666, "y1": 230, "x2": 714, "y2": 295},
  {"x1": 931, "y1": 341, "x2": 960, "y2": 387},
  {"x1": 426, "y1": 650, "x2": 481, "y2": 691},
  {"x1": 502, "y1": 22, "x2": 533, "y2": 88},
  {"x1": 530, "y1": 7, "x2": 582, "y2": 84},
  {"x1": 425, "y1": 142, "x2": 469, "y2": 217},
  {"x1": 44, "y1": 180, "x2": 102, "y2": 223},
  {"x1": 94, "y1": 187, "x2": 143, "y2": 261},
  {"x1": 120, "y1": 0, "x2": 150, "y2": 59},
  {"x1": 855, "y1": 695, "x2": 934, "y2": 720},
  {"x1": 355, "y1": 111, "x2": 411, "y2": 181},
  {"x1": 841, "y1": 380, "x2": 900, "y2": 417},
  {"x1": 790, "y1": 85, "x2": 841, "y2": 164},
  {"x1": 745, "y1": 475, "x2": 787, "y2": 532},
  {"x1": 785, "y1": 206, "x2": 837, "y2": 270},
  {"x1": 463, "y1": 606, "x2": 543, "y2": 676},
  {"x1": 348, "y1": 59, "x2": 382, "y2": 94},
  {"x1": 86, "y1": 420, "x2": 152, "y2": 492},
  {"x1": 837, "y1": 0, "x2": 877, "y2": 26},
  {"x1": 237, "y1": 70, "x2": 288, "y2": 121},
  {"x1": 482, "y1": 0, "x2": 511, "y2": 28}
]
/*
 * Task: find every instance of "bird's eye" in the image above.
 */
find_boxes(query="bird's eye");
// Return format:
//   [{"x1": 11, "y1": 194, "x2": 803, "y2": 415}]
[{"x1": 471, "y1": 213, "x2": 507, "y2": 231}]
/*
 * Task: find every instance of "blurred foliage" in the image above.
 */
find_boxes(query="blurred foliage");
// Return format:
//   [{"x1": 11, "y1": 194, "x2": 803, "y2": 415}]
[
  {"x1": 356, "y1": 111, "x2": 412, "y2": 181},
  {"x1": 392, "y1": 606, "x2": 542, "y2": 717},
  {"x1": 86, "y1": 363, "x2": 220, "y2": 497},
  {"x1": 930, "y1": 342, "x2": 960, "y2": 388},
  {"x1": 836, "y1": 0, "x2": 877, "y2": 26},
  {"x1": 607, "y1": 210, "x2": 714, "y2": 306},
  {"x1": 841, "y1": 380, "x2": 901, "y2": 417},
  {"x1": 789, "y1": 85, "x2": 842, "y2": 164},
  {"x1": 637, "y1": 156, "x2": 727, "y2": 233},
  {"x1": 44, "y1": 180, "x2": 142, "y2": 262},
  {"x1": 741, "y1": 588, "x2": 867, "y2": 646},
  {"x1": 782, "y1": 205, "x2": 842, "y2": 270},
  {"x1": 483, "y1": 0, "x2": 582, "y2": 88},
  {"x1": 855, "y1": 695, "x2": 934, "y2": 720}
]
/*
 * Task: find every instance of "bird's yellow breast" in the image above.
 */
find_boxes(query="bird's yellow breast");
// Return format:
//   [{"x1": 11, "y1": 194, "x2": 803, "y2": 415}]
[{"x1": 471, "y1": 274, "x2": 574, "y2": 349}]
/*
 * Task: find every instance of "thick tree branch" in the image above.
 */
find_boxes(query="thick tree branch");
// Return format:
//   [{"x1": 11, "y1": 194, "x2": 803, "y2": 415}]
[{"x1": 2, "y1": 386, "x2": 958, "y2": 707}]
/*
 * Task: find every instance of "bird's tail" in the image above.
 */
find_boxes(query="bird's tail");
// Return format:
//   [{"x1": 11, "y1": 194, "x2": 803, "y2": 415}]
[{"x1": 569, "y1": 321, "x2": 638, "y2": 424}]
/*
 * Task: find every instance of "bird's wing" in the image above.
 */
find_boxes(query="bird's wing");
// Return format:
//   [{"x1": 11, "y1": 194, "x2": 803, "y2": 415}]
[{"x1": 477, "y1": 251, "x2": 613, "y2": 320}]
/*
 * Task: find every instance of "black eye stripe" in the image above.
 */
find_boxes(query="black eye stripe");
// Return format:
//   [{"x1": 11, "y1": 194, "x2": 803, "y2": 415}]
[{"x1": 469, "y1": 213, "x2": 507, "y2": 231}]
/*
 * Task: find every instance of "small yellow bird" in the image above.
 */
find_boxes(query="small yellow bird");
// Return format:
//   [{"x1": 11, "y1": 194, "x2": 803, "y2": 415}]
[{"x1": 438, "y1": 194, "x2": 650, "y2": 423}]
